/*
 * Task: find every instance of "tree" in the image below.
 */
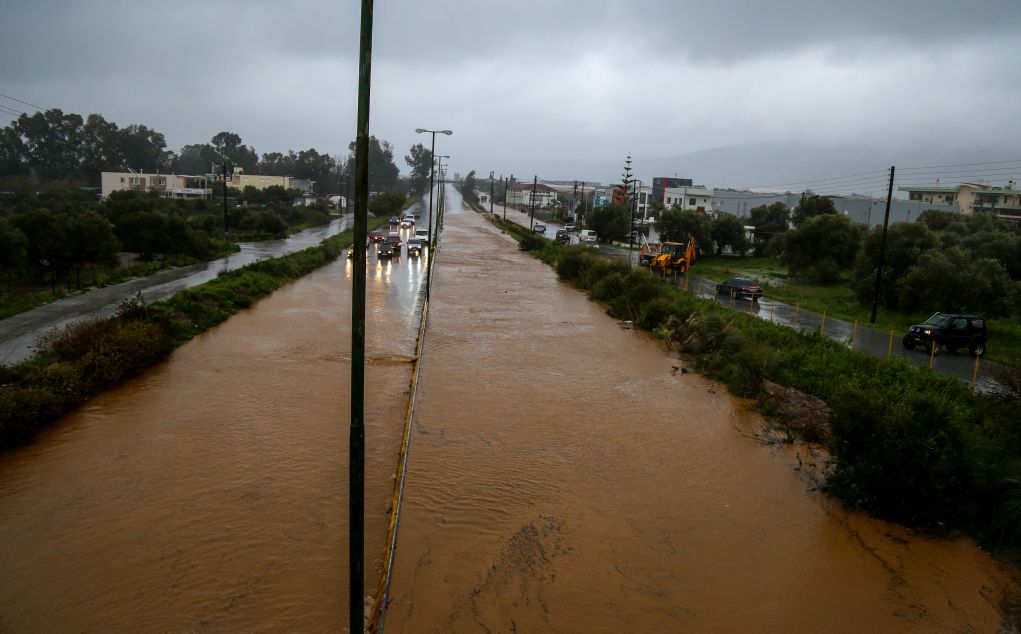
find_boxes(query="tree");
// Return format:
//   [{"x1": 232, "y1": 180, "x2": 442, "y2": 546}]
[
  {"x1": 0, "y1": 218, "x2": 28, "y2": 289},
  {"x1": 174, "y1": 143, "x2": 218, "y2": 175},
  {"x1": 711, "y1": 213, "x2": 752, "y2": 256},
  {"x1": 404, "y1": 143, "x2": 433, "y2": 194},
  {"x1": 64, "y1": 211, "x2": 120, "y2": 288},
  {"x1": 368, "y1": 191, "x2": 406, "y2": 217},
  {"x1": 792, "y1": 194, "x2": 837, "y2": 228},
  {"x1": 458, "y1": 170, "x2": 478, "y2": 203},
  {"x1": 118, "y1": 124, "x2": 173, "y2": 173},
  {"x1": 656, "y1": 207, "x2": 714, "y2": 253},
  {"x1": 211, "y1": 131, "x2": 258, "y2": 173},
  {"x1": 588, "y1": 202, "x2": 630, "y2": 242},
  {"x1": 782, "y1": 213, "x2": 862, "y2": 283},
  {"x1": 917, "y1": 209, "x2": 961, "y2": 233},
  {"x1": 747, "y1": 202, "x2": 790, "y2": 254},
  {"x1": 852, "y1": 221, "x2": 940, "y2": 309},
  {"x1": 899, "y1": 248, "x2": 1016, "y2": 315},
  {"x1": 345, "y1": 136, "x2": 399, "y2": 192}
]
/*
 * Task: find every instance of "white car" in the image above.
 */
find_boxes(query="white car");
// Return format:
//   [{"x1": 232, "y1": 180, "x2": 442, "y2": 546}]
[
  {"x1": 414, "y1": 229, "x2": 430, "y2": 245},
  {"x1": 400, "y1": 218, "x2": 413, "y2": 228},
  {"x1": 578, "y1": 229, "x2": 597, "y2": 243}
]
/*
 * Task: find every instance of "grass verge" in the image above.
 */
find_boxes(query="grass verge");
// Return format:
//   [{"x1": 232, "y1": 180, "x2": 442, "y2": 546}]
[{"x1": 0, "y1": 216, "x2": 385, "y2": 450}]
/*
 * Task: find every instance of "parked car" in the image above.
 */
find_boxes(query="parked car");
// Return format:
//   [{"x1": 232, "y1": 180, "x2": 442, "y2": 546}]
[
  {"x1": 414, "y1": 228, "x2": 430, "y2": 245},
  {"x1": 407, "y1": 238, "x2": 423, "y2": 256},
  {"x1": 555, "y1": 229, "x2": 570, "y2": 244},
  {"x1": 389, "y1": 215, "x2": 400, "y2": 226},
  {"x1": 386, "y1": 231, "x2": 401, "y2": 248},
  {"x1": 377, "y1": 242, "x2": 396, "y2": 258},
  {"x1": 563, "y1": 222, "x2": 576, "y2": 232},
  {"x1": 368, "y1": 229, "x2": 386, "y2": 243},
  {"x1": 902, "y1": 312, "x2": 987, "y2": 357},
  {"x1": 578, "y1": 229, "x2": 597, "y2": 243},
  {"x1": 533, "y1": 224, "x2": 547, "y2": 234},
  {"x1": 715, "y1": 278, "x2": 763, "y2": 301},
  {"x1": 400, "y1": 217, "x2": 414, "y2": 228}
]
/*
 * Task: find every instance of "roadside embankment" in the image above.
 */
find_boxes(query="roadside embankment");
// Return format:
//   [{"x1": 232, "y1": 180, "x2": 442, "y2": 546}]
[
  {"x1": 490, "y1": 214, "x2": 1021, "y2": 555},
  {"x1": 0, "y1": 217, "x2": 385, "y2": 449}
]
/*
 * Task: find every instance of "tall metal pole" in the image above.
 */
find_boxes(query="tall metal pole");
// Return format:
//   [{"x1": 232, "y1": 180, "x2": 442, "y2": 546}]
[
  {"x1": 350, "y1": 0, "x2": 374, "y2": 631},
  {"x1": 502, "y1": 176, "x2": 507, "y2": 221},
  {"x1": 529, "y1": 175, "x2": 537, "y2": 230},
  {"x1": 426, "y1": 131, "x2": 437, "y2": 299},
  {"x1": 222, "y1": 163, "x2": 229, "y2": 241},
  {"x1": 870, "y1": 166, "x2": 895, "y2": 324},
  {"x1": 489, "y1": 171, "x2": 494, "y2": 215}
]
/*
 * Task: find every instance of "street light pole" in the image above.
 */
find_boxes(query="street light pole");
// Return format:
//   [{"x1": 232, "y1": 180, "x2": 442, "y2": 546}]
[
  {"x1": 489, "y1": 170, "x2": 494, "y2": 215},
  {"x1": 415, "y1": 128, "x2": 452, "y2": 299}
]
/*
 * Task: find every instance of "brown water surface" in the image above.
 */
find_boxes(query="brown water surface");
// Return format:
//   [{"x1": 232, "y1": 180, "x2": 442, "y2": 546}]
[
  {"x1": 0, "y1": 251, "x2": 424, "y2": 632},
  {"x1": 384, "y1": 204, "x2": 1016, "y2": 632}
]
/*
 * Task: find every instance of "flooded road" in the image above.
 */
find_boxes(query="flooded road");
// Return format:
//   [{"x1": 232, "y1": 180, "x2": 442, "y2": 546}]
[
  {"x1": 383, "y1": 204, "x2": 1015, "y2": 631},
  {"x1": 0, "y1": 231, "x2": 426, "y2": 632},
  {"x1": 0, "y1": 215, "x2": 361, "y2": 366}
]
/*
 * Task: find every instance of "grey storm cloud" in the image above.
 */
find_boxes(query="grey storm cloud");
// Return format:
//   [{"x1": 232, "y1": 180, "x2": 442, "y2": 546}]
[{"x1": 2, "y1": 0, "x2": 1019, "y2": 183}]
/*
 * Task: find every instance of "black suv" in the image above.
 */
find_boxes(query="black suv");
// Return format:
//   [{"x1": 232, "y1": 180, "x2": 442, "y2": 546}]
[{"x1": 902, "y1": 312, "x2": 987, "y2": 357}]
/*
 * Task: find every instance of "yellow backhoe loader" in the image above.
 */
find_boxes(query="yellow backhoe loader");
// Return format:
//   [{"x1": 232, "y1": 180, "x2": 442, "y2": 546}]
[{"x1": 649, "y1": 236, "x2": 697, "y2": 274}]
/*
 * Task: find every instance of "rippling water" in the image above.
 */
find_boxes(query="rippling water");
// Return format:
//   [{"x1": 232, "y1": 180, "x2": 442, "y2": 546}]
[
  {"x1": 0, "y1": 248, "x2": 424, "y2": 632},
  {"x1": 383, "y1": 205, "x2": 1016, "y2": 632}
]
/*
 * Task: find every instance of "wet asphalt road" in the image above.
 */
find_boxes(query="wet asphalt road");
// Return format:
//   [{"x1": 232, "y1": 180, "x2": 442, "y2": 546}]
[
  {"x1": 493, "y1": 205, "x2": 1004, "y2": 391},
  {"x1": 0, "y1": 215, "x2": 358, "y2": 366}
]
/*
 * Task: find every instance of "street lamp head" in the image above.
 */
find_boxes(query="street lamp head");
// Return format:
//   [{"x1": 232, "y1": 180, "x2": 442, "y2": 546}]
[
  {"x1": 415, "y1": 128, "x2": 426, "y2": 133},
  {"x1": 441, "y1": 130, "x2": 453, "y2": 135}
]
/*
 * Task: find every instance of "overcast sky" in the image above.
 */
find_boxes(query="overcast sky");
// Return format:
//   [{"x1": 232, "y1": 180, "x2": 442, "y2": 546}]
[{"x1": 2, "y1": 0, "x2": 1019, "y2": 186}]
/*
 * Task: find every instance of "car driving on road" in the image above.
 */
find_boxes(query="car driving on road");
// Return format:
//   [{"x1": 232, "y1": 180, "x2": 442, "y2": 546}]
[
  {"x1": 902, "y1": 312, "x2": 987, "y2": 357},
  {"x1": 377, "y1": 242, "x2": 396, "y2": 258},
  {"x1": 715, "y1": 278, "x2": 763, "y2": 301},
  {"x1": 414, "y1": 228, "x2": 430, "y2": 245},
  {"x1": 532, "y1": 224, "x2": 546, "y2": 234},
  {"x1": 407, "y1": 238, "x2": 423, "y2": 257},
  {"x1": 555, "y1": 229, "x2": 570, "y2": 244}
]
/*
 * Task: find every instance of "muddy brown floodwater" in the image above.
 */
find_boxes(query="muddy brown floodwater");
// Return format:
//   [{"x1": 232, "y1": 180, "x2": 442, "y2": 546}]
[
  {"x1": 0, "y1": 247, "x2": 425, "y2": 632},
  {"x1": 383, "y1": 205, "x2": 1017, "y2": 632}
]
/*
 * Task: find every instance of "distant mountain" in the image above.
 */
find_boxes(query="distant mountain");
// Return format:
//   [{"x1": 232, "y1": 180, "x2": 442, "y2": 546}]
[{"x1": 550, "y1": 142, "x2": 1020, "y2": 194}]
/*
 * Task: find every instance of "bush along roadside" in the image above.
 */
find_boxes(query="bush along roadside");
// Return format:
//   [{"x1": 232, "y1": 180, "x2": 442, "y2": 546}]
[
  {"x1": 496, "y1": 217, "x2": 1021, "y2": 553},
  {"x1": 0, "y1": 217, "x2": 385, "y2": 450}
]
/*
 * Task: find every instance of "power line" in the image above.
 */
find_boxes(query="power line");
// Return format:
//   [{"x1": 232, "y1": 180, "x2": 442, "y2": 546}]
[
  {"x1": 0, "y1": 105, "x2": 24, "y2": 117},
  {"x1": 899, "y1": 158, "x2": 1021, "y2": 171},
  {"x1": 0, "y1": 91, "x2": 45, "y2": 111}
]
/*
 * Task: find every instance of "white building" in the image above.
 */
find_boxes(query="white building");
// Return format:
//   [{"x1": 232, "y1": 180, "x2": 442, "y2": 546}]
[
  {"x1": 507, "y1": 182, "x2": 557, "y2": 208},
  {"x1": 101, "y1": 171, "x2": 211, "y2": 199},
  {"x1": 662, "y1": 185, "x2": 714, "y2": 213}
]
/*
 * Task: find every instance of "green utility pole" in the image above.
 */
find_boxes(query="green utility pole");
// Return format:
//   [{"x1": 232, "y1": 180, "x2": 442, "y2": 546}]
[{"x1": 350, "y1": 0, "x2": 373, "y2": 631}]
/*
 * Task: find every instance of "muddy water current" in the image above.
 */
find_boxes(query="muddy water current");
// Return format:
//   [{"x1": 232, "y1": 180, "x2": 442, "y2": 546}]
[
  {"x1": 0, "y1": 245, "x2": 426, "y2": 631},
  {"x1": 383, "y1": 204, "x2": 1016, "y2": 632}
]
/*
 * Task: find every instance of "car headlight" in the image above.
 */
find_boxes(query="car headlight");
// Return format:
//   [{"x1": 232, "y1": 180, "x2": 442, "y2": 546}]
[{"x1": 923, "y1": 329, "x2": 931, "y2": 335}]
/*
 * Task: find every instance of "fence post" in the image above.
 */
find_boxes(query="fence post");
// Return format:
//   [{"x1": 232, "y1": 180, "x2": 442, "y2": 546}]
[
  {"x1": 729, "y1": 289, "x2": 734, "y2": 309},
  {"x1": 972, "y1": 356, "x2": 980, "y2": 390},
  {"x1": 887, "y1": 330, "x2": 893, "y2": 359},
  {"x1": 820, "y1": 311, "x2": 826, "y2": 336},
  {"x1": 929, "y1": 341, "x2": 937, "y2": 369},
  {"x1": 850, "y1": 320, "x2": 857, "y2": 349},
  {"x1": 794, "y1": 303, "x2": 799, "y2": 326},
  {"x1": 769, "y1": 303, "x2": 774, "y2": 323}
]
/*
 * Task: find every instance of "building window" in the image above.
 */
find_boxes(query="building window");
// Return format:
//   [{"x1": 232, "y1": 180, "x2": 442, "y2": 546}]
[{"x1": 689, "y1": 197, "x2": 696, "y2": 205}]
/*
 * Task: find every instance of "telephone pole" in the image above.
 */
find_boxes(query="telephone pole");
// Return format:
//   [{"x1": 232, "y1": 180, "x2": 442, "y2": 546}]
[
  {"x1": 870, "y1": 166, "x2": 896, "y2": 324},
  {"x1": 529, "y1": 175, "x2": 538, "y2": 230}
]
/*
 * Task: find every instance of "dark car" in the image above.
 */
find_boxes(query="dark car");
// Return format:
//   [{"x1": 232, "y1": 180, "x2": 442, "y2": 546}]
[
  {"x1": 555, "y1": 229, "x2": 570, "y2": 244},
  {"x1": 386, "y1": 231, "x2": 401, "y2": 248},
  {"x1": 368, "y1": 229, "x2": 386, "y2": 243},
  {"x1": 716, "y1": 278, "x2": 763, "y2": 301},
  {"x1": 532, "y1": 224, "x2": 546, "y2": 234},
  {"x1": 377, "y1": 243, "x2": 396, "y2": 258},
  {"x1": 389, "y1": 215, "x2": 400, "y2": 226},
  {"x1": 902, "y1": 312, "x2": 987, "y2": 357}
]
